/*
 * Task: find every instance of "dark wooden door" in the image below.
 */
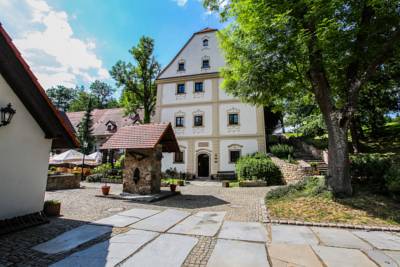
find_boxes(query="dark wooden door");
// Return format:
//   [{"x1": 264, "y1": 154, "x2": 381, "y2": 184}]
[{"x1": 198, "y1": 154, "x2": 210, "y2": 177}]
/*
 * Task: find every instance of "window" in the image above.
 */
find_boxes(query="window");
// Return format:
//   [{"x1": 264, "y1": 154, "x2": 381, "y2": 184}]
[
  {"x1": 230, "y1": 150, "x2": 241, "y2": 163},
  {"x1": 177, "y1": 83, "x2": 185, "y2": 94},
  {"x1": 175, "y1": 116, "x2": 184, "y2": 127},
  {"x1": 202, "y1": 59, "x2": 210, "y2": 69},
  {"x1": 174, "y1": 151, "x2": 184, "y2": 163},
  {"x1": 203, "y1": 39, "x2": 209, "y2": 47},
  {"x1": 194, "y1": 115, "x2": 203, "y2": 127},
  {"x1": 178, "y1": 62, "x2": 185, "y2": 71},
  {"x1": 228, "y1": 113, "x2": 239, "y2": 125},
  {"x1": 194, "y1": 82, "x2": 204, "y2": 93}
]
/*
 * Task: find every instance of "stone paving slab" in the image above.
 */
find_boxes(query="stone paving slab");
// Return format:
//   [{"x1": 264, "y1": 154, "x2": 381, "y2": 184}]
[
  {"x1": 33, "y1": 224, "x2": 112, "y2": 254},
  {"x1": 383, "y1": 251, "x2": 400, "y2": 265},
  {"x1": 50, "y1": 230, "x2": 158, "y2": 267},
  {"x1": 168, "y1": 211, "x2": 225, "y2": 237},
  {"x1": 268, "y1": 244, "x2": 323, "y2": 267},
  {"x1": 218, "y1": 221, "x2": 267, "y2": 242},
  {"x1": 117, "y1": 208, "x2": 161, "y2": 218},
  {"x1": 365, "y1": 250, "x2": 399, "y2": 267},
  {"x1": 206, "y1": 239, "x2": 270, "y2": 267},
  {"x1": 312, "y1": 245, "x2": 378, "y2": 267},
  {"x1": 92, "y1": 214, "x2": 141, "y2": 227},
  {"x1": 271, "y1": 225, "x2": 319, "y2": 245},
  {"x1": 130, "y1": 209, "x2": 191, "y2": 232},
  {"x1": 120, "y1": 233, "x2": 198, "y2": 267},
  {"x1": 312, "y1": 227, "x2": 372, "y2": 250},
  {"x1": 353, "y1": 231, "x2": 400, "y2": 250}
]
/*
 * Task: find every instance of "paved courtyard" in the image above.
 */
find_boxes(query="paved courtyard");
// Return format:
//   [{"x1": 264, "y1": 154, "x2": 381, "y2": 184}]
[{"x1": 1, "y1": 182, "x2": 400, "y2": 266}]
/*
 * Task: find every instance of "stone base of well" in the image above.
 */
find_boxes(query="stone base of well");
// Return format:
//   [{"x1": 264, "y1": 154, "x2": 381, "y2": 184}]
[
  {"x1": 123, "y1": 146, "x2": 162, "y2": 195},
  {"x1": 46, "y1": 174, "x2": 80, "y2": 191}
]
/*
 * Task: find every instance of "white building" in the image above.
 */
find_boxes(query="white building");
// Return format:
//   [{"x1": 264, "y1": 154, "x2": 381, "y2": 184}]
[
  {"x1": 155, "y1": 28, "x2": 266, "y2": 177},
  {"x1": 0, "y1": 24, "x2": 78, "y2": 221}
]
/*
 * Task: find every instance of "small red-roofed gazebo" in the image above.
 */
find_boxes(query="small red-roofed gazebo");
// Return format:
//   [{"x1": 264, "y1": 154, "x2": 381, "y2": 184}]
[{"x1": 102, "y1": 123, "x2": 179, "y2": 194}]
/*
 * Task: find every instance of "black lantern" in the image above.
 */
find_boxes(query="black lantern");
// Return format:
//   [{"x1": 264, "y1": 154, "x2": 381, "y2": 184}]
[{"x1": 0, "y1": 103, "x2": 16, "y2": 127}]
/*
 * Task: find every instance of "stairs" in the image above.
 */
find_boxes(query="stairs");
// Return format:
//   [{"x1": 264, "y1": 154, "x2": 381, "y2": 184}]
[{"x1": 294, "y1": 152, "x2": 328, "y2": 176}]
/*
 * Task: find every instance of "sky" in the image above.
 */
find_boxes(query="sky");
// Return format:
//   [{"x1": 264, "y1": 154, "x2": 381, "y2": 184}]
[{"x1": 0, "y1": 0, "x2": 224, "y2": 91}]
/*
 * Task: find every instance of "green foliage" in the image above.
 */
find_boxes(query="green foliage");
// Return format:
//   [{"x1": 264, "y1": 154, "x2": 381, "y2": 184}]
[
  {"x1": 111, "y1": 36, "x2": 160, "y2": 123},
  {"x1": 92, "y1": 163, "x2": 112, "y2": 174},
  {"x1": 270, "y1": 144, "x2": 294, "y2": 159},
  {"x1": 89, "y1": 80, "x2": 117, "y2": 109},
  {"x1": 47, "y1": 85, "x2": 77, "y2": 111},
  {"x1": 236, "y1": 155, "x2": 283, "y2": 185},
  {"x1": 77, "y1": 98, "x2": 95, "y2": 154},
  {"x1": 350, "y1": 153, "x2": 393, "y2": 183},
  {"x1": 86, "y1": 173, "x2": 103, "y2": 183},
  {"x1": 115, "y1": 155, "x2": 125, "y2": 169},
  {"x1": 162, "y1": 178, "x2": 184, "y2": 185},
  {"x1": 266, "y1": 176, "x2": 331, "y2": 200},
  {"x1": 385, "y1": 166, "x2": 400, "y2": 194}
]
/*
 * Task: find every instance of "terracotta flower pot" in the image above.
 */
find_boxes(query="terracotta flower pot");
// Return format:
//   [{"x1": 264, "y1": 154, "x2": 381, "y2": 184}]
[
  {"x1": 102, "y1": 185, "x2": 111, "y2": 195},
  {"x1": 170, "y1": 184, "x2": 177, "y2": 192},
  {"x1": 44, "y1": 201, "x2": 61, "y2": 217}
]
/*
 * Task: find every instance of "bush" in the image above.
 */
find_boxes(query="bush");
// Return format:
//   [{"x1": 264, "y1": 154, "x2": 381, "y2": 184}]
[
  {"x1": 385, "y1": 166, "x2": 400, "y2": 194},
  {"x1": 236, "y1": 155, "x2": 283, "y2": 185},
  {"x1": 92, "y1": 163, "x2": 112, "y2": 175},
  {"x1": 86, "y1": 173, "x2": 103, "y2": 182},
  {"x1": 270, "y1": 144, "x2": 294, "y2": 159},
  {"x1": 350, "y1": 153, "x2": 393, "y2": 182},
  {"x1": 115, "y1": 155, "x2": 125, "y2": 169}
]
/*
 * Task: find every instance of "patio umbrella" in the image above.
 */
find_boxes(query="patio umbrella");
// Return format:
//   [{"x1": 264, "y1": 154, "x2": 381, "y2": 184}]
[
  {"x1": 49, "y1": 149, "x2": 84, "y2": 165},
  {"x1": 86, "y1": 151, "x2": 102, "y2": 164}
]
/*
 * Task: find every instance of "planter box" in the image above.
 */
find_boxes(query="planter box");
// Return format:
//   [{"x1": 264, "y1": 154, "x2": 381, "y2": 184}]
[
  {"x1": 46, "y1": 174, "x2": 80, "y2": 190},
  {"x1": 239, "y1": 180, "x2": 267, "y2": 187},
  {"x1": 101, "y1": 178, "x2": 123, "y2": 184}
]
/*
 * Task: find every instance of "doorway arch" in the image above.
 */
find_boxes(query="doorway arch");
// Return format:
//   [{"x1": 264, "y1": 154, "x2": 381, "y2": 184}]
[{"x1": 197, "y1": 153, "x2": 210, "y2": 177}]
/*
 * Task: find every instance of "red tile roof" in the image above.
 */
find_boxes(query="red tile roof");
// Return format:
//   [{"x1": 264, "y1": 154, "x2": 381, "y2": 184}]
[
  {"x1": 0, "y1": 23, "x2": 79, "y2": 148},
  {"x1": 101, "y1": 123, "x2": 180, "y2": 152}
]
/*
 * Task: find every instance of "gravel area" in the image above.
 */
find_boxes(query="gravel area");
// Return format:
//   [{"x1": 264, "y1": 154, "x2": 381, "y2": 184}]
[{"x1": 0, "y1": 181, "x2": 273, "y2": 266}]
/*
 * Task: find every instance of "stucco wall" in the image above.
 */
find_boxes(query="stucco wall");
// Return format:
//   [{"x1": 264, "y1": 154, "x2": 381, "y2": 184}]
[
  {"x1": 161, "y1": 141, "x2": 188, "y2": 173},
  {"x1": 0, "y1": 74, "x2": 52, "y2": 220},
  {"x1": 219, "y1": 103, "x2": 258, "y2": 135},
  {"x1": 219, "y1": 139, "x2": 259, "y2": 171},
  {"x1": 160, "y1": 79, "x2": 213, "y2": 105}
]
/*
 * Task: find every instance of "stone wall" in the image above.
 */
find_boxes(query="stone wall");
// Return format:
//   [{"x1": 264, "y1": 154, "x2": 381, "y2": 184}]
[
  {"x1": 46, "y1": 174, "x2": 80, "y2": 191},
  {"x1": 123, "y1": 145, "x2": 162, "y2": 194},
  {"x1": 271, "y1": 157, "x2": 306, "y2": 184}
]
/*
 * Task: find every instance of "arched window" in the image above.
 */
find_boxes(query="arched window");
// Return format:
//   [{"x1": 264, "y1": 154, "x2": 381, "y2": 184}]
[
  {"x1": 133, "y1": 168, "x2": 140, "y2": 184},
  {"x1": 203, "y1": 39, "x2": 208, "y2": 47}
]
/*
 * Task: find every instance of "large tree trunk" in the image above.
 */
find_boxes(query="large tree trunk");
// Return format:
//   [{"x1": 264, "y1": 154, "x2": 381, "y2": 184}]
[{"x1": 324, "y1": 114, "x2": 353, "y2": 196}]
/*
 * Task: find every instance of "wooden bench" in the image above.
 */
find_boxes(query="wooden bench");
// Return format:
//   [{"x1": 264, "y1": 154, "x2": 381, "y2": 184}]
[{"x1": 217, "y1": 171, "x2": 237, "y2": 181}]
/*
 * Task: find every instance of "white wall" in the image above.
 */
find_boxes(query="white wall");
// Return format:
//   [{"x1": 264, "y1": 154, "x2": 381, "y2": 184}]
[
  {"x1": 159, "y1": 31, "x2": 225, "y2": 79},
  {"x1": 160, "y1": 105, "x2": 213, "y2": 137},
  {"x1": 0, "y1": 75, "x2": 52, "y2": 220},
  {"x1": 160, "y1": 79, "x2": 213, "y2": 105},
  {"x1": 219, "y1": 139, "x2": 259, "y2": 171},
  {"x1": 161, "y1": 141, "x2": 188, "y2": 173},
  {"x1": 219, "y1": 103, "x2": 258, "y2": 135}
]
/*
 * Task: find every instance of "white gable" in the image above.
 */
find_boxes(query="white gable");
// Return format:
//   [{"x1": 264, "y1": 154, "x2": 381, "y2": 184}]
[{"x1": 158, "y1": 31, "x2": 225, "y2": 79}]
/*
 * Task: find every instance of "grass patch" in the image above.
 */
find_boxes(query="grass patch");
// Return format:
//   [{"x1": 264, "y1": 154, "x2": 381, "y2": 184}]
[
  {"x1": 266, "y1": 176, "x2": 400, "y2": 226},
  {"x1": 229, "y1": 181, "x2": 240, "y2": 187}
]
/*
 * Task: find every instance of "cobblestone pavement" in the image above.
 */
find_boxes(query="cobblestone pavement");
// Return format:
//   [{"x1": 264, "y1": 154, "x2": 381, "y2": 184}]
[{"x1": 0, "y1": 181, "x2": 271, "y2": 266}]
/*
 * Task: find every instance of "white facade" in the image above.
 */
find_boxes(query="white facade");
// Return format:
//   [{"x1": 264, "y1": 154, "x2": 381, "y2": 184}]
[
  {"x1": 156, "y1": 29, "x2": 266, "y2": 177},
  {"x1": 0, "y1": 75, "x2": 52, "y2": 220}
]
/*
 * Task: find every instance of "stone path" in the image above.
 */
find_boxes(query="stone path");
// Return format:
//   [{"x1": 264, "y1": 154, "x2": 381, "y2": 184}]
[{"x1": 30, "y1": 207, "x2": 400, "y2": 267}]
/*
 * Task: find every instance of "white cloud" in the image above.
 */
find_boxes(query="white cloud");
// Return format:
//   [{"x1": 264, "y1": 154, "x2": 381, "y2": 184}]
[
  {"x1": 173, "y1": 0, "x2": 188, "y2": 7},
  {"x1": 0, "y1": 0, "x2": 109, "y2": 89}
]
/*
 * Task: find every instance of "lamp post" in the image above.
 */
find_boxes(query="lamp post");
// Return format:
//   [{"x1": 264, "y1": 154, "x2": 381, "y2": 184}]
[
  {"x1": 81, "y1": 141, "x2": 88, "y2": 180},
  {"x1": 0, "y1": 103, "x2": 16, "y2": 127}
]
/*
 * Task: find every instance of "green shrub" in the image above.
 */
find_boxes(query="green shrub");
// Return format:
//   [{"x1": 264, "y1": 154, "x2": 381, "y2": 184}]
[
  {"x1": 92, "y1": 163, "x2": 112, "y2": 174},
  {"x1": 115, "y1": 155, "x2": 125, "y2": 169},
  {"x1": 86, "y1": 173, "x2": 103, "y2": 182},
  {"x1": 270, "y1": 144, "x2": 294, "y2": 159},
  {"x1": 385, "y1": 166, "x2": 400, "y2": 194},
  {"x1": 236, "y1": 156, "x2": 283, "y2": 185},
  {"x1": 350, "y1": 153, "x2": 393, "y2": 182}
]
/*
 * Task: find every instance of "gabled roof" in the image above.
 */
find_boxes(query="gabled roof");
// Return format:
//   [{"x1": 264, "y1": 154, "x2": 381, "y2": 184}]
[
  {"x1": 101, "y1": 123, "x2": 180, "y2": 153},
  {"x1": 156, "y1": 28, "x2": 218, "y2": 80},
  {"x1": 0, "y1": 23, "x2": 79, "y2": 149}
]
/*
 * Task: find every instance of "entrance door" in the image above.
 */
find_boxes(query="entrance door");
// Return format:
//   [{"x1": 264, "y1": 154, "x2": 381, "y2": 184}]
[{"x1": 197, "y1": 154, "x2": 210, "y2": 177}]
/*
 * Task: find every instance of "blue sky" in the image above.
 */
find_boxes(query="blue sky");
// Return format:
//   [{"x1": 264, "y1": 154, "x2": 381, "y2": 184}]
[{"x1": 0, "y1": 0, "x2": 223, "y2": 91}]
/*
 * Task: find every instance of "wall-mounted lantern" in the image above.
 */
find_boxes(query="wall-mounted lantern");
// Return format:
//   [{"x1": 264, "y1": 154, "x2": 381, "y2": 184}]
[{"x1": 0, "y1": 103, "x2": 16, "y2": 127}]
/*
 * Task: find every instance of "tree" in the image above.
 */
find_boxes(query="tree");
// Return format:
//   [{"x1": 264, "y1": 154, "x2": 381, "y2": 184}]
[
  {"x1": 77, "y1": 98, "x2": 95, "y2": 154},
  {"x1": 110, "y1": 36, "x2": 160, "y2": 123},
  {"x1": 204, "y1": 0, "x2": 400, "y2": 196},
  {"x1": 89, "y1": 80, "x2": 117, "y2": 109},
  {"x1": 46, "y1": 85, "x2": 77, "y2": 111}
]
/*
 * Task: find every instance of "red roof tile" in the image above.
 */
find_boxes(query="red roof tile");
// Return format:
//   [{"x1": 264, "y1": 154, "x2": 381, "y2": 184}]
[{"x1": 101, "y1": 123, "x2": 179, "y2": 152}]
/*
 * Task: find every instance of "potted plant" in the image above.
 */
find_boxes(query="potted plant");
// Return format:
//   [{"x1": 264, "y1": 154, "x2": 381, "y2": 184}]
[
  {"x1": 101, "y1": 182, "x2": 111, "y2": 195},
  {"x1": 177, "y1": 179, "x2": 185, "y2": 186},
  {"x1": 43, "y1": 200, "x2": 61, "y2": 217},
  {"x1": 170, "y1": 181, "x2": 177, "y2": 192}
]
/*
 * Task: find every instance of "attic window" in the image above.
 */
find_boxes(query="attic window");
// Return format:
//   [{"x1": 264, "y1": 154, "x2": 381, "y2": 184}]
[
  {"x1": 202, "y1": 59, "x2": 210, "y2": 69},
  {"x1": 178, "y1": 62, "x2": 185, "y2": 71},
  {"x1": 203, "y1": 39, "x2": 208, "y2": 47},
  {"x1": 106, "y1": 121, "x2": 117, "y2": 132}
]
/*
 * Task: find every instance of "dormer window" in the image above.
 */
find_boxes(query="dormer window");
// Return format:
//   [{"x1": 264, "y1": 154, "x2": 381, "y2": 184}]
[
  {"x1": 203, "y1": 39, "x2": 208, "y2": 47},
  {"x1": 105, "y1": 120, "x2": 117, "y2": 132},
  {"x1": 202, "y1": 59, "x2": 210, "y2": 69},
  {"x1": 178, "y1": 62, "x2": 185, "y2": 71}
]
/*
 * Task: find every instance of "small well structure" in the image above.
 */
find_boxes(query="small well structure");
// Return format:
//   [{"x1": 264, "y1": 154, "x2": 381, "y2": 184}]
[{"x1": 101, "y1": 123, "x2": 179, "y2": 194}]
